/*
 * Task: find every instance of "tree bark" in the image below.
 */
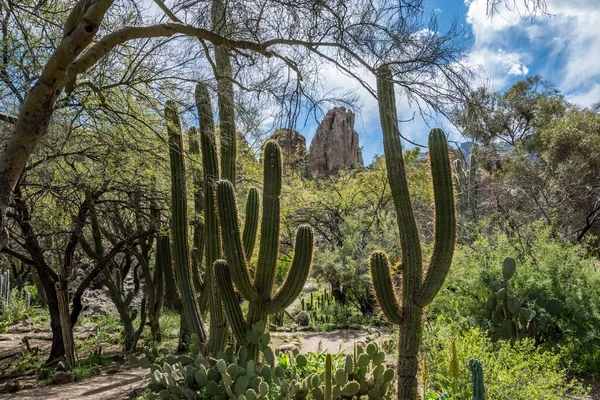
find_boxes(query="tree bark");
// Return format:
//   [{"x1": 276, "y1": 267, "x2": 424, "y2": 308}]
[{"x1": 55, "y1": 279, "x2": 76, "y2": 368}]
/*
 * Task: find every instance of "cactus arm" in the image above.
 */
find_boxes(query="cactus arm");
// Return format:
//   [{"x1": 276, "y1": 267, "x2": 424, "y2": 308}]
[
  {"x1": 214, "y1": 260, "x2": 249, "y2": 346},
  {"x1": 165, "y1": 100, "x2": 207, "y2": 342},
  {"x1": 159, "y1": 235, "x2": 183, "y2": 311},
  {"x1": 196, "y1": 82, "x2": 228, "y2": 353},
  {"x1": 370, "y1": 251, "x2": 403, "y2": 325},
  {"x1": 212, "y1": 0, "x2": 236, "y2": 184},
  {"x1": 376, "y1": 66, "x2": 422, "y2": 288},
  {"x1": 264, "y1": 225, "x2": 314, "y2": 313},
  {"x1": 325, "y1": 354, "x2": 332, "y2": 400},
  {"x1": 416, "y1": 129, "x2": 456, "y2": 307},
  {"x1": 216, "y1": 180, "x2": 259, "y2": 301},
  {"x1": 188, "y1": 125, "x2": 205, "y2": 293},
  {"x1": 153, "y1": 236, "x2": 165, "y2": 316},
  {"x1": 242, "y1": 187, "x2": 260, "y2": 261},
  {"x1": 191, "y1": 221, "x2": 205, "y2": 292},
  {"x1": 253, "y1": 141, "x2": 282, "y2": 300}
]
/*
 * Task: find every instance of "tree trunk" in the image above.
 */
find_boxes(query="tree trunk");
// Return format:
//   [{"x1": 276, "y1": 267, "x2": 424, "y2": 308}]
[
  {"x1": 55, "y1": 279, "x2": 76, "y2": 368},
  {"x1": 37, "y1": 270, "x2": 64, "y2": 360}
]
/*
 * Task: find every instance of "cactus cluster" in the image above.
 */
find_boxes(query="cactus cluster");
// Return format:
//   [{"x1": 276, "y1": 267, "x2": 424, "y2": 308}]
[
  {"x1": 132, "y1": 322, "x2": 295, "y2": 400},
  {"x1": 214, "y1": 140, "x2": 314, "y2": 358},
  {"x1": 480, "y1": 256, "x2": 563, "y2": 342},
  {"x1": 370, "y1": 65, "x2": 456, "y2": 399},
  {"x1": 280, "y1": 341, "x2": 394, "y2": 399}
]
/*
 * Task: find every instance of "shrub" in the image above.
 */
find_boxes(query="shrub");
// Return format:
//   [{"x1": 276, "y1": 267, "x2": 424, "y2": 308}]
[
  {"x1": 423, "y1": 321, "x2": 589, "y2": 399},
  {"x1": 429, "y1": 222, "x2": 600, "y2": 372}
]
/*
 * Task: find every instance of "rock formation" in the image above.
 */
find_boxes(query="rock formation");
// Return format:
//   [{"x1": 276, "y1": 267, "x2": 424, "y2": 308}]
[
  {"x1": 307, "y1": 107, "x2": 364, "y2": 177},
  {"x1": 269, "y1": 128, "x2": 307, "y2": 174}
]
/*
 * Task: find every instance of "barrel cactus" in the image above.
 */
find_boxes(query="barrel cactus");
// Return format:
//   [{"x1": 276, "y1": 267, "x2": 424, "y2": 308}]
[{"x1": 370, "y1": 65, "x2": 456, "y2": 399}]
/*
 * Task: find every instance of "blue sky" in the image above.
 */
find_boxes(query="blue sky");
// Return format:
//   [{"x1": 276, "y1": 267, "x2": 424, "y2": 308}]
[{"x1": 299, "y1": 0, "x2": 600, "y2": 164}]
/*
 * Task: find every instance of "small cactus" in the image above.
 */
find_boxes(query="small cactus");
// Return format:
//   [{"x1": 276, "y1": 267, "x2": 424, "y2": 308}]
[
  {"x1": 470, "y1": 359, "x2": 485, "y2": 400},
  {"x1": 295, "y1": 311, "x2": 310, "y2": 327}
]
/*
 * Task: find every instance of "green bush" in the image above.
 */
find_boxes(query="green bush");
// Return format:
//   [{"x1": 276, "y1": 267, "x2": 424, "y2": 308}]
[
  {"x1": 423, "y1": 321, "x2": 588, "y2": 399},
  {"x1": 430, "y1": 222, "x2": 600, "y2": 372}
]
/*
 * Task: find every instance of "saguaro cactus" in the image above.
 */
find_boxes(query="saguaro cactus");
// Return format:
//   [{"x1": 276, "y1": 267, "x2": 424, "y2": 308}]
[
  {"x1": 195, "y1": 82, "x2": 229, "y2": 354},
  {"x1": 165, "y1": 100, "x2": 207, "y2": 343},
  {"x1": 370, "y1": 65, "x2": 456, "y2": 399},
  {"x1": 214, "y1": 141, "x2": 314, "y2": 359}
]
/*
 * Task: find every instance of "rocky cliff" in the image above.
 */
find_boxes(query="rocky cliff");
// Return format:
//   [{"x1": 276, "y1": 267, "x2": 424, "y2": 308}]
[
  {"x1": 269, "y1": 128, "x2": 307, "y2": 174},
  {"x1": 307, "y1": 107, "x2": 364, "y2": 177}
]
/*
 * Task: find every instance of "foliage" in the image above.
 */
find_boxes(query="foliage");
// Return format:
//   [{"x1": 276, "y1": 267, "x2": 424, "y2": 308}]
[
  {"x1": 0, "y1": 287, "x2": 35, "y2": 329},
  {"x1": 133, "y1": 321, "x2": 395, "y2": 399},
  {"x1": 480, "y1": 256, "x2": 563, "y2": 342},
  {"x1": 423, "y1": 322, "x2": 589, "y2": 400},
  {"x1": 429, "y1": 222, "x2": 600, "y2": 372}
]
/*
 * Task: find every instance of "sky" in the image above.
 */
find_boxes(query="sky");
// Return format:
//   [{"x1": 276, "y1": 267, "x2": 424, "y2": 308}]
[{"x1": 300, "y1": 0, "x2": 600, "y2": 164}]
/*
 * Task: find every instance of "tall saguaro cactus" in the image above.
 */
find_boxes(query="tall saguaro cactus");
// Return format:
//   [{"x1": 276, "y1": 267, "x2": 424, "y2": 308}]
[
  {"x1": 370, "y1": 66, "x2": 456, "y2": 399},
  {"x1": 195, "y1": 82, "x2": 230, "y2": 354},
  {"x1": 214, "y1": 141, "x2": 314, "y2": 359},
  {"x1": 165, "y1": 100, "x2": 207, "y2": 344}
]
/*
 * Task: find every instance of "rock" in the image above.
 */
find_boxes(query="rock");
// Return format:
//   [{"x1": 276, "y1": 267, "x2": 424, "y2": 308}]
[
  {"x1": 52, "y1": 371, "x2": 74, "y2": 385},
  {"x1": 348, "y1": 324, "x2": 362, "y2": 330},
  {"x1": 56, "y1": 361, "x2": 66, "y2": 371},
  {"x1": 269, "y1": 129, "x2": 307, "y2": 174},
  {"x1": 278, "y1": 344, "x2": 298, "y2": 353},
  {"x1": 307, "y1": 107, "x2": 364, "y2": 177},
  {"x1": 129, "y1": 387, "x2": 145, "y2": 398},
  {"x1": 269, "y1": 323, "x2": 278, "y2": 332},
  {"x1": 7, "y1": 326, "x2": 31, "y2": 334},
  {"x1": 3, "y1": 380, "x2": 22, "y2": 393}
]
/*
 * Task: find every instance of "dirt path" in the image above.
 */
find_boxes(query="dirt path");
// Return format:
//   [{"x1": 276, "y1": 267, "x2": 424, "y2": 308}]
[
  {"x1": 0, "y1": 368, "x2": 148, "y2": 400},
  {"x1": 272, "y1": 329, "x2": 373, "y2": 354}
]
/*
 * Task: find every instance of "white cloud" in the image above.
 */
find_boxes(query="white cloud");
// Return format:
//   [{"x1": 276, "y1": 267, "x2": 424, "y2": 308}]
[
  {"x1": 465, "y1": 0, "x2": 600, "y2": 107},
  {"x1": 466, "y1": 47, "x2": 530, "y2": 88}
]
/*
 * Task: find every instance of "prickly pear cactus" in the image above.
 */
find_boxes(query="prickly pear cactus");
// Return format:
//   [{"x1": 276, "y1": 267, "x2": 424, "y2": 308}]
[
  {"x1": 480, "y1": 256, "x2": 563, "y2": 342},
  {"x1": 131, "y1": 322, "x2": 281, "y2": 399}
]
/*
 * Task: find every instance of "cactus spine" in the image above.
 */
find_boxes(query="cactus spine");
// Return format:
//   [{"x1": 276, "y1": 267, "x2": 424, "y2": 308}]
[
  {"x1": 469, "y1": 359, "x2": 484, "y2": 400},
  {"x1": 214, "y1": 141, "x2": 314, "y2": 359},
  {"x1": 371, "y1": 65, "x2": 456, "y2": 399},
  {"x1": 165, "y1": 100, "x2": 207, "y2": 344}
]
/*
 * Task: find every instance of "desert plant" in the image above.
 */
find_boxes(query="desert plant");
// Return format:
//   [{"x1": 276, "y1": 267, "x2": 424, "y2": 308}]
[
  {"x1": 480, "y1": 256, "x2": 563, "y2": 342},
  {"x1": 214, "y1": 141, "x2": 314, "y2": 360},
  {"x1": 370, "y1": 65, "x2": 456, "y2": 399},
  {"x1": 165, "y1": 100, "x2": 207, "y2": 344},
  {"x1": 470, "y1": 360, "x2": 484, "y2": 400}
]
